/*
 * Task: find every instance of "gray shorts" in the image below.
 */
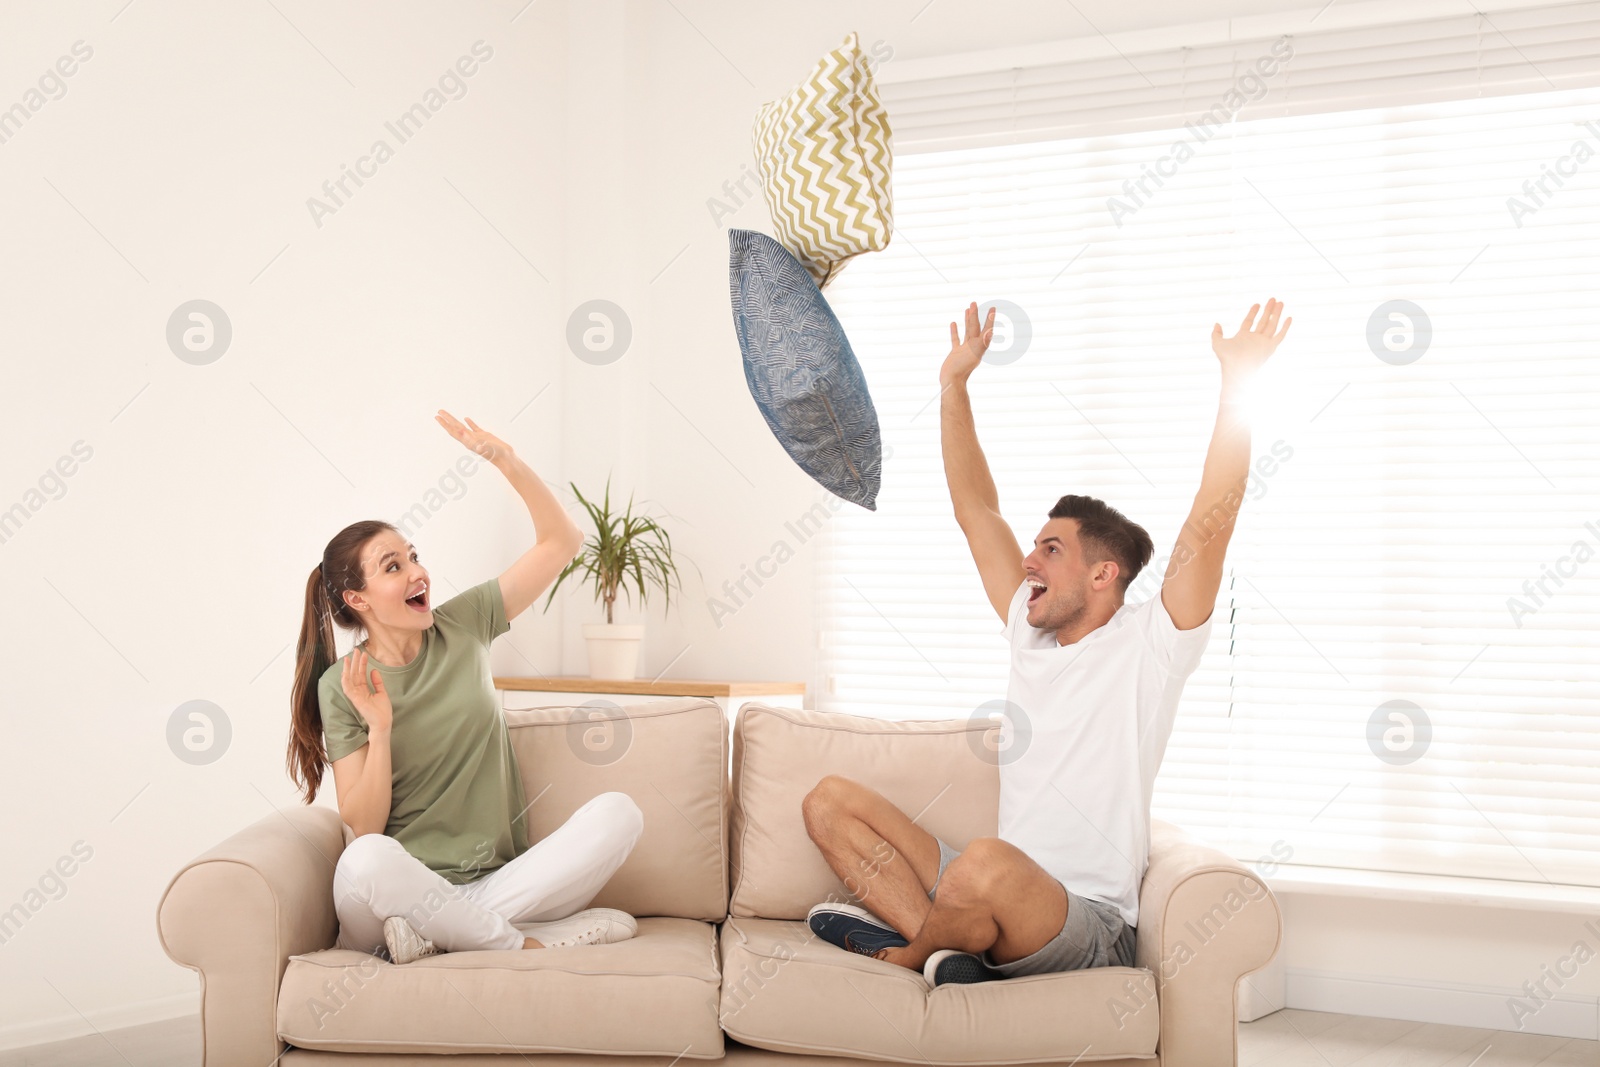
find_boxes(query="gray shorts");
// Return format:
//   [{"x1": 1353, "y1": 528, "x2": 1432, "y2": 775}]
[{"x1": 929, "y1": 837, "x2": 1136, "y2": 976}]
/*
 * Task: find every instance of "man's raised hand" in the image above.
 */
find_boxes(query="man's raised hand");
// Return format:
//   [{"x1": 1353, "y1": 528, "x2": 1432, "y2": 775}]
[
  {"x1": 1211, "y1": 298, "x2": 1292, "y2": 379},
  {"x1": 940, "y1": 302, "x2": 997, "y2": 387}
]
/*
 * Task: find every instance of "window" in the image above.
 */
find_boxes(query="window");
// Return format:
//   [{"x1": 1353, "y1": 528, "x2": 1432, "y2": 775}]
[{"x1": 817, "y1": 17, "x2": 1600, "y2": 887}]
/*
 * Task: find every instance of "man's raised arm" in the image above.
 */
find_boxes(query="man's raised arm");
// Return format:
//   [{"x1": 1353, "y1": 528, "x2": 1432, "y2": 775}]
[
  {"x1": 941, "y1": 302, "x2": 1026, "y2": 623},
  {"x1": 1162, "y1": 298, "x2": 1293, "y2": 630}
]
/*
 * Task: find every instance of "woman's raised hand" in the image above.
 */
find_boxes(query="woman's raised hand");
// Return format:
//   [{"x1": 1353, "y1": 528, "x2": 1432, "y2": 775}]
[
  {"x1": 340, "y1": 649, "x2": 393, "y2": 737},
  {"x1": 435, "y1": 409, "x2": 515, "y2": 465}
]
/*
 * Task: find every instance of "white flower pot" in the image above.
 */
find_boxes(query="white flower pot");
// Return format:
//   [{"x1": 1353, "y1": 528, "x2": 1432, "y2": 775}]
[{"x1": 582, "y1": 623, "x2": 645, "y2": 680}]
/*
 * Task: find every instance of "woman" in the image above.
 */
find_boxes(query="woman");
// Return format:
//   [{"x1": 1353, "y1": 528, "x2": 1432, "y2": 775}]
[{"x1": 287, "y1": 410, "x2": 644, "y2": 964}]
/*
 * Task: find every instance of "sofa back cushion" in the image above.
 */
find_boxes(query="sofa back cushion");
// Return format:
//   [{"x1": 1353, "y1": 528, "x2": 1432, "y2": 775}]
[
  {"x1": 729, "y1": 702, "x2": 999, "y2": 919},
  {"x1": 505, "y1": 697, "x2": 727, "y2": 921}
]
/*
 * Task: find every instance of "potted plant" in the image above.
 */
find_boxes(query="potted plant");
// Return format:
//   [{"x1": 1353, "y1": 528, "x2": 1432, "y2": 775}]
[{"x1": 543, "y1": 476, "x2": 683, "y2": 680}]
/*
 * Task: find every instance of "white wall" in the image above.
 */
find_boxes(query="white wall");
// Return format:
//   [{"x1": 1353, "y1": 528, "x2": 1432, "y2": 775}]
[
  {"x1": 1, "y1": 0, "x2": 1593, "y2": 1046},
  {"x1": 0, "y1": 0, "x2": 572, "y2": 1041},
  {"x1": 1278, "y1": 895, "x2": 1600, "y2": 1038}
]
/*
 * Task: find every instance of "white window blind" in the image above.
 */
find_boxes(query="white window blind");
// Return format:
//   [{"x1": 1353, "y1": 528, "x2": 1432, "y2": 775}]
[
  {"x1": 817, "y1": 9, "x2": 1600, "y2": 888},
  {"x1": 880, "y1": 3, "x2": 1600, "y2": 152}
]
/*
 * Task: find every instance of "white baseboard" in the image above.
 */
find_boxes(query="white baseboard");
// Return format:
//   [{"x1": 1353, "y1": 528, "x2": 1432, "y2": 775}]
[
  {"x1": 1285, "y1": 967, "x2": 1600, "y2": 1041},
  {"x1": 0, "y1": 990, "x2": 199, "y2": 1052},
  {"x1": 1239, "y1": 949, "x2": 1288, "y2": 1022}
]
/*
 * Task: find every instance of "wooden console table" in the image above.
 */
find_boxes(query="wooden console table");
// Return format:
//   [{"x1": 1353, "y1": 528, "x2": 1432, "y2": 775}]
[{"x1": 492, "y1": 677, "x2": 807, "y2": 729}]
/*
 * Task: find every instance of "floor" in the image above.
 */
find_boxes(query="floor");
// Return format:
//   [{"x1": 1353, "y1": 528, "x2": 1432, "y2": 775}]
[
  {"x1": 0, "y1": 1009, "x2": 1595, "y2": 1066},
  {"x1": 1238, "y1": 1011, "x2": 1597, "y2": 1067}
]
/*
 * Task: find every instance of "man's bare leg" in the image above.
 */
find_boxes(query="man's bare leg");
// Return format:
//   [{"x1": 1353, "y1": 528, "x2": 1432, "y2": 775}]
[
  {"x1": 801, "y1": 775, "x2": 941, "y2": 941},
  {"x1": 875, "y1": 837, "x2": 1067, "y2": 973}
]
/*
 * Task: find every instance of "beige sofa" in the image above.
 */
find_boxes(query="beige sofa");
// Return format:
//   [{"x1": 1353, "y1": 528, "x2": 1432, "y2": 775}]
[{"x1": 158, "y1": 699, "x2": 1281, "y2": 1066}]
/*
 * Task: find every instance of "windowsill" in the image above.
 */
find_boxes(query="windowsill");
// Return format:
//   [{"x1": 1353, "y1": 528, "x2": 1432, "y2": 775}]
[{"x1": 1263, "y1": 863, "x2": 1600, "y2": 913}]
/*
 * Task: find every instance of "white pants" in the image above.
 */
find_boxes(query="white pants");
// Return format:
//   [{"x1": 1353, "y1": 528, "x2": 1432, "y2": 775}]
[{"x1": 332, "y1": 791, "x2": 644, "y2": 955}]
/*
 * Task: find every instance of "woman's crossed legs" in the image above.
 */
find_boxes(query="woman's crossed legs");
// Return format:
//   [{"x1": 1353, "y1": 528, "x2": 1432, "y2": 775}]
[{"x1": 333, "y1": 791, "x2": 644, "y2": 955}]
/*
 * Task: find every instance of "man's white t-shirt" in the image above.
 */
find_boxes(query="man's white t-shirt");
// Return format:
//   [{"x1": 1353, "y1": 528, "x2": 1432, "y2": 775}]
[{"x1": 996, "y1": 579, "x2": 1212, "y2": 928}]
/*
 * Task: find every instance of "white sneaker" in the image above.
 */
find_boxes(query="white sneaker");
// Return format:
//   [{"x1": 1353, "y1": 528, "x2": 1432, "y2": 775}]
[
  {"x1": 518, "y1": 908, "x2": 638, "y2": 948},
  {"x1": 383, "y1": 915, "x2": 442, "y2": 965}
]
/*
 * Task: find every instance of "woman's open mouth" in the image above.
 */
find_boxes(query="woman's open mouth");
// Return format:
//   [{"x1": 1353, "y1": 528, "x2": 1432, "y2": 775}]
[{"x1": 405, "y1": 584, "x2": 430, "y2": 612}]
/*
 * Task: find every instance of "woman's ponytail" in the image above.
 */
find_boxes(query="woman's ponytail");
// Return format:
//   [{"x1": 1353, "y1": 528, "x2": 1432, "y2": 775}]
[
  {"x1": 288, "y1": 564, "x2": 336, "y2": 801},
  {"x1": 288, "y1": 522, "x2": 397, "y2": 802}
]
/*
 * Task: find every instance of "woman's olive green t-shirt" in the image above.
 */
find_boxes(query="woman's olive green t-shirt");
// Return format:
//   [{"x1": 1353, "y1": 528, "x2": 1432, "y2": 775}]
[{"x1": 317, "y1": 578, "x2": 530, "y2": 884}]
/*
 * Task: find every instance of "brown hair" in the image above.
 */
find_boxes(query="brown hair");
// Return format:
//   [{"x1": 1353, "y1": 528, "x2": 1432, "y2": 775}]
[
  {"x1": 288, "y1": 520, "x2": 397, "y2": 803},
  {"x1": 1047, "y1": 494, "x2": 1153, "y2": 594}
]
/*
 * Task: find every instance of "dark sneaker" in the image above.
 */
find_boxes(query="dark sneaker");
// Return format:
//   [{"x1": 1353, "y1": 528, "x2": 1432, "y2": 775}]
[
  {"x1": 924, "y1": 948, "x2": 1000, "y2": 986},
  {"x1": 806, "y1": 902, "x2": 908, "y2": 958}
]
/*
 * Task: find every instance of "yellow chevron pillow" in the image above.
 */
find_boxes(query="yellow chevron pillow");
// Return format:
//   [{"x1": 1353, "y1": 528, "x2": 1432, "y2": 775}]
[{"x1": 753, "y1": 32, "x2": 893, "y2": 289}]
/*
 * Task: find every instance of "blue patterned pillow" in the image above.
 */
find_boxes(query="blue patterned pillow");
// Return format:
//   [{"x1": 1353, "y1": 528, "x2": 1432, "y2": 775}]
[{"x1": 729, "y1": 229, "x2": 882, "y2": 510}]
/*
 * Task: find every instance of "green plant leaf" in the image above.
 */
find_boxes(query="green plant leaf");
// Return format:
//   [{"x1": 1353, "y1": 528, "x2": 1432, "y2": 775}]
[{"x1": 539, "y1": 474, "x2": 685, "y2": 623}]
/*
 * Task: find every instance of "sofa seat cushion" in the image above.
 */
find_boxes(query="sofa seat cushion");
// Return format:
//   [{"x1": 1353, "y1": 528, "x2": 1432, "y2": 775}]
[
  {"x1": 718, "y1": 917, "x2": 1158, "y2": 1065},
  {"x1": 277, "y1": 917, "x2": 723, "y2": 1057}
]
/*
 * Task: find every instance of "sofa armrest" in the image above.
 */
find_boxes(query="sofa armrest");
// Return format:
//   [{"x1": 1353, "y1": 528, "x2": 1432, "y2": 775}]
[
  {"x1": 1131, "y1": 819, "x2": 1282, "y2": 1067},
  {"x1": 157, "y1": 804, "x2": 345, "y2": 1067}
]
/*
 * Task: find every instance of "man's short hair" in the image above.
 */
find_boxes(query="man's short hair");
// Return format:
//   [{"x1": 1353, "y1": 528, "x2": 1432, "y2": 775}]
[{"x1": 1047, "y1": 495, "x2": 1154, "y2": 593}]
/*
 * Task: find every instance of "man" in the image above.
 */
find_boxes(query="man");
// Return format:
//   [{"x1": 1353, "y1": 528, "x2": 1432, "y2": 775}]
[{"x1": 803, "y1": 298, "x2": 1291, "y2": 986}]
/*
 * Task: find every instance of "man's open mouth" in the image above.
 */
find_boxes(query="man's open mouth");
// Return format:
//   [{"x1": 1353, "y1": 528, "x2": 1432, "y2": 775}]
[{"x1": 1027, "y1": 578, "x2": 1047, "y2": 603}]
